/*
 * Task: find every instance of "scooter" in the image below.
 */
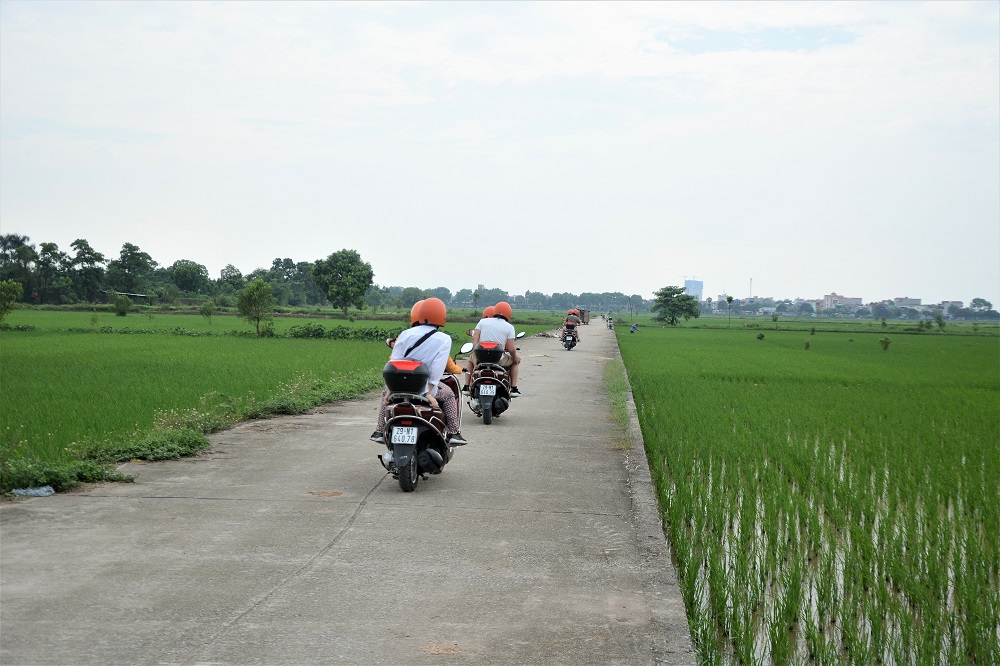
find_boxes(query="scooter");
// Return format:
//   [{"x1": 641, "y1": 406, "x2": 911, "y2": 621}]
[
  {"x1": 461, "y1": 332, "x2": 524, "y2": 425},
  {"x1": 562, "y1": 322, "x2": 579, "y2": 350},
  {"x1": 378, "y1": 359, "x2": 463, "y2": 492}
]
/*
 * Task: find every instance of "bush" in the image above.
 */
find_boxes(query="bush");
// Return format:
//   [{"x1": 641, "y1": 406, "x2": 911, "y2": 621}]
[{"x1": 113, "y1": 294, "x2": 133, "y2": 317}]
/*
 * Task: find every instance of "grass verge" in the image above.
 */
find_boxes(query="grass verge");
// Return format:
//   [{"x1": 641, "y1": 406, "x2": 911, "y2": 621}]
[{"x1": 603, "y1": 355, "x2": 632, "y2": 451}]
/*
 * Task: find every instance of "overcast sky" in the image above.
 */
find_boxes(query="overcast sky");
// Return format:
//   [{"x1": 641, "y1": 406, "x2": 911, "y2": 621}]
[{"x1": 2, "y1": 1, "x2": 998, "y2": 305}]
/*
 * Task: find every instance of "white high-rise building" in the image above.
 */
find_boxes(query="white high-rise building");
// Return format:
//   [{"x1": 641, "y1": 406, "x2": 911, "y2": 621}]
[{"x1": 684, "y1": 279, "x2": 704, "y2": 302}]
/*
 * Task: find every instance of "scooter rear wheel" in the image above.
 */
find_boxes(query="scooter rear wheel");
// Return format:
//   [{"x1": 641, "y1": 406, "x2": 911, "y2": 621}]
[
  {"x1": 482, "y1": 408, "x2": 493, "y2": 425},
  {"x1": 399, "y1": 455, "x2": 419, "y2": 492}
]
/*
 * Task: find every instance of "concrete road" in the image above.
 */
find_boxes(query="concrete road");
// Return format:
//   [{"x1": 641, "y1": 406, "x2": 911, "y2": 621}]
[{"x1": 1, "y1": 318, "x2": 693, "y2": 665}]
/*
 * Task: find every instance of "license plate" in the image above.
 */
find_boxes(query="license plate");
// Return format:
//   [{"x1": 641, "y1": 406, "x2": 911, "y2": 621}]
[
  {"x1": 390, "y1": 427, "x2": 417, "y2": 444},
  {"x1": 479, "y1": 384, "x2": 497, "y2": 396}
]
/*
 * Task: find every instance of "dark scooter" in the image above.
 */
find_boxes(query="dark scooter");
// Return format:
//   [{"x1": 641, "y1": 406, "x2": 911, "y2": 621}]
[
  {"x1": 461, "y1": 332, "x2": 524, "y2": 425},
  {"x1": 562, "y1": 322, "x2": 579, "y2": 350},
  {"x1": 378, "y1": 359, "x2": 463, "y2": 492}
]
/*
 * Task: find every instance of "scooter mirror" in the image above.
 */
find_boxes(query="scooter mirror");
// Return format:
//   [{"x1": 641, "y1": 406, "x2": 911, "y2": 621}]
[
  {"x1": 385, "y1": 337, "x2": 396, "y2": 348},
  {"x1": 460, "y1": 342, "x2": 474, "y2": 354},
  {"x1": 516, "y1": 331, "x2": 526, "y2": 339}
]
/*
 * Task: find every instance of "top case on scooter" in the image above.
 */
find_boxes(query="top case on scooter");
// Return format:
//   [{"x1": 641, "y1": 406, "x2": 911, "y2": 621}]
[
  {"x1": 383, "y1": 359, "x2": 430, "y2": 394},
  {"x1": 475, "y1": 342, "x2": 505, "y2": 364}
]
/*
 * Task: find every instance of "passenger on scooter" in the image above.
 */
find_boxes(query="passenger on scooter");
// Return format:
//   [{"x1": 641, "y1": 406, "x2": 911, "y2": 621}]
[
  {"x1": 462, "y1": 305, "x2": 494, "y2": 391},
  {"x1": 464, "y1": 301, "x2": 521, "y2": 395},
  {"x1": 371, "y1": 298, "x2": 467, "y2": 446},
  {"x1": 564, "y1": 309, "x2": 583, "y2": 338}
]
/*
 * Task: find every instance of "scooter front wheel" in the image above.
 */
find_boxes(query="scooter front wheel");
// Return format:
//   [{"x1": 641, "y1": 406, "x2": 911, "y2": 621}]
[{"x1": 399, "y1": 455, "x2": 419, "y2": 492}]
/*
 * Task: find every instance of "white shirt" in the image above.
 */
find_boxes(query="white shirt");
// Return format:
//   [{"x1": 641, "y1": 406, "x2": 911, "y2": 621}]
[
  {"x1": 390, "y1": 324, "x2": 451, "y2": 394},
  {"x1": 475, "y1": 317, "x2": 516, "y2": 346}
]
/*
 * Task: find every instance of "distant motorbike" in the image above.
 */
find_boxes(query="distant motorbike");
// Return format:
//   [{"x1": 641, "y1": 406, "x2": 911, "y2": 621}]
[
  {"x1": 461, "y1": 332, "x2": 524, "y2": 425},
  {"x1": 377, "y1": 359, "x2": 463, "y2": 492},
  {"x1": 561, "y1": 322, "x2": 579, "y2": 350},
  {"x1": 607, "y1": 317, "x2": 614, "y2": 330}
]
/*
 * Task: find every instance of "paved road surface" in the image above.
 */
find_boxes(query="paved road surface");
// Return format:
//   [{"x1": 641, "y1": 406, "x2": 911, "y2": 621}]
[{"x1": 1, "y1": 318, "x2": 693, "y2": 665}]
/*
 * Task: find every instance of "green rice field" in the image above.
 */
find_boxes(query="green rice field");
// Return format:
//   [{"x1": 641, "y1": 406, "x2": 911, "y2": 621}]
[
  {"x1": 618, "y1": 326, "x2": 999, "y2": 664},
  {"x1": 0, "y1": 309, "x2": 552, "y2": 480}
]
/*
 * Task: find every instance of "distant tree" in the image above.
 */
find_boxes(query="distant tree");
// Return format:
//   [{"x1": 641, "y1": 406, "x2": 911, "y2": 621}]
[
  {"x1": 934, "y1": 313, "x2": 946, "y2": 331},
  {"x1": 70, "y1": 239, "x2": 106, "y2": 303},
  {"x1": 726, "y1": 295, "x2": 734, "y2": 325},
  {"x1": 312, "y1": 249, "x2": 374, "y2": 316},
  {"x1": 652, "y1": 286, "x2": 701, "y2": 326},
  {"x1": 0, "y1": 279, "x2": 23, "y2": 323},
  {"x1": 453, "y1": 288, "x2": 473, "y2": 306},
  {"x1": 400, "y1": 287, "x2": 425, "y2": 308},
  {"x1": 797, "y1": 302, "x2": 815, "y2": 316},
  {"x1": 36, "y1": 242, "x2": 73, "y2": 304},
  {"x1": 170, "y1": 260, "x2": 210, "y2": 293},
  {"x1": 879, "y1": 337, "x2": 891, "y2": 351},
  {"x1": 237, "y1": 279, "x2": 276, "y2": 336},
  {"x1": 472, "y1": 291, "x2": 480, "y2": 309},
  {"x1": 219, "y1": 264, "x2": 245, "y2": 291},
  {"x1": 970, "y1": 298, "x2": 992, "y2": 313},
  {"x1": 871, "y1": 303, "x2": 892, "y2": 320},
  {"x1": 106, "y1": 243, "x2": 157, "y2": 294},
  {"x1": 425, "y1": 287, "x2": 452, "y2": 304}
]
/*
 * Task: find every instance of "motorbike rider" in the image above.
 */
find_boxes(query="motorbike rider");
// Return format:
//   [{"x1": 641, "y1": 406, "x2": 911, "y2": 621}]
[
  {"x1": 372, "y1": 298, "x2": 467, "y2": 446},
  {"x1": 563, "y1": 309, "x2": 583, "y2": 339},
  {"x1": 465, "y1": 300, "x2": 522, "y2": 395},
  {"x1": 462, "y1": 305, "x2": 494, "y2": 392}
]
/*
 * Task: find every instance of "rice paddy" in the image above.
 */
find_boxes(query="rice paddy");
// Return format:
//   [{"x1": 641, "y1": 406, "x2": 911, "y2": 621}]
[{"x1": 618, "y1": 327, "x2": 999, "y2": 664}]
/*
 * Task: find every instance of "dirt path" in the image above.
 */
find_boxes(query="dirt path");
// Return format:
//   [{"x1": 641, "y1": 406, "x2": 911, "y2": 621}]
[{"x1": 1, "y1": 318, "x2": 692, "y2": 665}]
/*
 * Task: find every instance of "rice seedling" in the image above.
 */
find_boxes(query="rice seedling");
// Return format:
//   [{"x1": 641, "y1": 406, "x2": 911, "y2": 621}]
[{"x1": 618, "y1": 326, "x2": 999, "y2": 664}]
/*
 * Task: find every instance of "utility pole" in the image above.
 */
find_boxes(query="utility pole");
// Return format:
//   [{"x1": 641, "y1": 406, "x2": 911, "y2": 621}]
[{"x1": 750, "y1": 277, "x2": 753, "y2": 299}]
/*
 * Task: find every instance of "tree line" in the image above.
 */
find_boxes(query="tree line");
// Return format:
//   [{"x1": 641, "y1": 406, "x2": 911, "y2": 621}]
[{"x1": 0, "y1": 234, "x2": 651, "y2": 315}]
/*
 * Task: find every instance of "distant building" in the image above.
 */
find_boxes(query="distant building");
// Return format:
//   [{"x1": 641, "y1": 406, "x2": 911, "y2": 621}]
[
  {"x1": 894, "y1": 297, "x2": 921, "y2": 307},
  {"x1": 684, "y1": 280, "x2": 704, "y2": 302},
  {"x1": 940, "y1": 301, "x2": 964, "y2": 314},
  {"x1": 823, "y1": 293, "x2": 864, "y2": 311}
]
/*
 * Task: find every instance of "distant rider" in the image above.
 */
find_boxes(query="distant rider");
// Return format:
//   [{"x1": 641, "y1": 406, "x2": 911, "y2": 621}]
[{"x1": 466, "y1": 301, "x2": 522, "y2": 395}]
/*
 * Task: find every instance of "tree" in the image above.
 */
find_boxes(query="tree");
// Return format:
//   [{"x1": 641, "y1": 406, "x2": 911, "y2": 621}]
[
  {"x1": 170, "y1": 260, "x2": 210, "y2": 293},
  {"x1": 237, "y1": 279, "x2": 276, "y2": 336},
  {"x1": 425, "y1": 286, "x2": 452, "y2": 304},
  {"x1": 797, "y1": 302, "x2": 815, "y2": 316},
  {"x1": 312, "y1": 249, "x2": 374, "y2": 316},
  {"x1": 934, "y1": 313, "x2": 946, "y2": 332},
  {"x1": 0, "y1": 279, "x2": 23, "y2": 323},
  {"x1": 726, "y1": 295, "x2": 734, "y2": 325},
  {"x1": 651, "y1": 286, "x2": 701, "y2": 326},
  {"x1": 106, "y1": 243, "x2": 157, "y2": 293},
  {"x1": 399, "y1": 287, "x2": 425, "y2": 308},
  {"x1": 36, "y1": 242, "x2": 72, "y2": 304},
  {"x1": 219, "y1": 264, "x2": 245, "y2": 291},
  {"x1": 70, "y1": 239, "x2": 106, "y2": 303},
  {"x1": 970, "y1": 298, "x2": 992, "y2": 313},
  {"x1": 199, "y1": 300, "x2": 215, "y2": 325}
]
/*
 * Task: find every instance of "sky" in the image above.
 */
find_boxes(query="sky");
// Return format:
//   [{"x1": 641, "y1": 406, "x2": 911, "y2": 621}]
[{"x1": 1, "y1": 1, "x2": 998, "y2": 305}]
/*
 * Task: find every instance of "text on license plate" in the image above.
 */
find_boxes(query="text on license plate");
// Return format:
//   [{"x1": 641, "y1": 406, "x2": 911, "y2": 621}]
[
  {"x1": 391, "y1": 427, "x2": 418, "y2": 444},
  {"x1": 479, "y1": 384, "x2": 497, "y2": 396}
]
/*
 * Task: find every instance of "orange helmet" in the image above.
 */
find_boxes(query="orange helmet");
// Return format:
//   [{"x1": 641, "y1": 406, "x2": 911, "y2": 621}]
[
  {"x1": 494, "y1": 301, "x2": 512, "y2": 320},
  {"x1": 483, "y1": 305, "x2": 495, "y2": 318},
  {"x1": 409, "y1": 300, "x2": 424, "y2": 326},
  {"x1": 417, "y1": 297, "x2": 447, "y2": 327}
]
